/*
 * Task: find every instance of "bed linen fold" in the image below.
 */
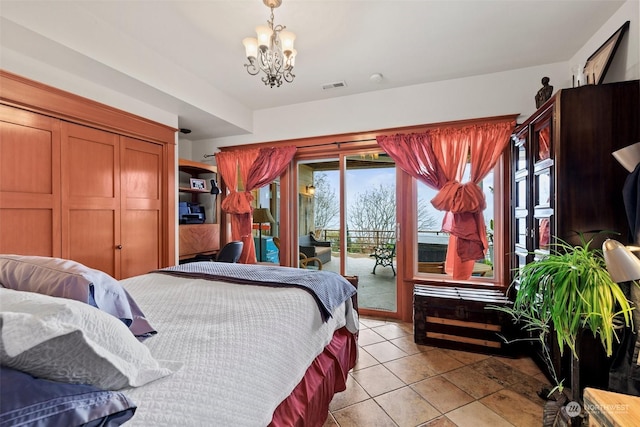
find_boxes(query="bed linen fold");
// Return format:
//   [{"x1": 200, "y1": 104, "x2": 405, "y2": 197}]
[{"x1": 154, "y1": 262, "x2": 356, "y2": 321}]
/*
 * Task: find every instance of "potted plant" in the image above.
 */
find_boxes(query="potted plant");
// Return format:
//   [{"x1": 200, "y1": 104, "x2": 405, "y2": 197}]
[{"x1": 496, "y1": 235, "x2": 637, "y2": 426}]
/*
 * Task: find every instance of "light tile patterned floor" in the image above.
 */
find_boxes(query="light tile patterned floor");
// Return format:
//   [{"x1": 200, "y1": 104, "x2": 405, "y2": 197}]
[{"x1": 324, "y1": 316, "x2": 552, "y2": 427}]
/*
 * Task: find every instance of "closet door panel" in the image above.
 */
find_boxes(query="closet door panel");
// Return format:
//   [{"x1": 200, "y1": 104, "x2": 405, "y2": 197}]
[
  {"x1": 120, "y1": 136, "x2": 163, "y2": 278},
  {"x1": 1, "y1": 210, "x2": 54, "y2": 256},
  {"x1": 0, "y1": 105, "x2": 61, "y2": 256},
  {"x1": 61, "y1": 122, "x2": 120, "y2": 276},
  {"x1": 122, "y1": 210, "x2": 160, "y2": 277},
  {"x1": 68, "y1": 210, "x2": 116, "y2": 275}
]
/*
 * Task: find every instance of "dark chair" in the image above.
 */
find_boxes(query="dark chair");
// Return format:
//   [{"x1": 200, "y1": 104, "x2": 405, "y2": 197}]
[
  {"x1": 299, "y1": 232, "x2": 332, "y2": 264},
  {"x1": 370, "y1": 243, "x2": 396, "y2": 276},
  {"x1": 216, "y1": 241, "x2": 243, "y2": 263}
]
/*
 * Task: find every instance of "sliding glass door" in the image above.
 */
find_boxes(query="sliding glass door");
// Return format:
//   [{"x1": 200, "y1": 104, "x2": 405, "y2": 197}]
[{"x1": 297, "y1": 151, "x2": 397, "y2": 314}]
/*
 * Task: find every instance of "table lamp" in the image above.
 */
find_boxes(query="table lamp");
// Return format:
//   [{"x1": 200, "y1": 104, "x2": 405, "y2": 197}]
[
  {"x1": 602, "y1": 239, "x2": 640, "y2": 283},
  {"x1": 602, "y1": 239, "x2": 640, "y2": 390}
]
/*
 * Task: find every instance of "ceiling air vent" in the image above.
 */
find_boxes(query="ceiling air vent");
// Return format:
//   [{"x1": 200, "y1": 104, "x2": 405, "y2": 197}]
[{"x1": 322, "y1": 81, "x2": 347, "y2": 90}]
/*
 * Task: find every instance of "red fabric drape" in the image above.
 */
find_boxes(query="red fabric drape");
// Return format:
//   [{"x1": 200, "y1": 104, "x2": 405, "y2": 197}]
[
  {"x1": 216, "y1": 146, "x2": 296, "y2": 263},
  {"x1": 377, "y1": 120, "x2": 515, "y2": 279},
  {"x1": 246, "y1": 147, "x2": 297, "y2": 189},
  {"x1": 216, "y1": 150, "x2": 258, "y2": 263},
  {"x1": 374, "y1": 133, "x2": 447, "y2": 190}
]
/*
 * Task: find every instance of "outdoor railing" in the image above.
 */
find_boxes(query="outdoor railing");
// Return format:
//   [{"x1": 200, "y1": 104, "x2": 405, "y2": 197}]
[{"x1": 313, "y1": 229, "x2": 449, "y2": 255}]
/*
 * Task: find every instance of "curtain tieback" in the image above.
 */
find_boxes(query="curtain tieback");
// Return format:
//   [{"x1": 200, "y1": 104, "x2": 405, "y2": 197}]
[
  {"x1": 221, "y1": 191, "x2": 255, "y2": 214},
  {"x1": 432, "y1": 181, "x2": 486, "y2": 213}
]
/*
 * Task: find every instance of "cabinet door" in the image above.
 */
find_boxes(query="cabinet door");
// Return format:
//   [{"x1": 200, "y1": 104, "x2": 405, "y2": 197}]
[
  {"x1": 120, "y1": 136, "x2": 163, "y2": 278},
  {"x1": 61, "y1": 122, "x2": 120, "y2": 276},
  {"x1": 0, "y1": 105, "x2": 61, "y2": 256},
  {"x1": 531, "y1": 113, "x2": 554, "y2": 258},
  {"x1": 511, "y1": 106, "x2": 555, "y2": 280},
  {"x1": 511, "y1": 127, "x2": 532, "y2": 276}
]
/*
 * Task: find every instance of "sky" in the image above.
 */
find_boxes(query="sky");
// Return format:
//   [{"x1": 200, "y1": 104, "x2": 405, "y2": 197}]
[{"x1": 315, "y1": 166, "x2": 494, "y2": 233}]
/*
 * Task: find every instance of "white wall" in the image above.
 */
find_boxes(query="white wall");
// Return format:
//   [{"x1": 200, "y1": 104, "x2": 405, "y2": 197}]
[
  {"x1": 208, "y1": 62, "x2": 567, "y2": 149},
  {"x1": 205, "y1": 0, "x2": 639, "y2": 152},
  {"x1": 568, "y1": 0, "x2": 639, "y2": 84},
  {"x1": 1, "y1": 43, "x2": 179, "y2": 131},
  {"x1": 178, "y1": 138, "x2": 193, "y2": 160}
]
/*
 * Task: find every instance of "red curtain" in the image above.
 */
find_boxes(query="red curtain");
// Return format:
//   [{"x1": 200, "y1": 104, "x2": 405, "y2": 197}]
[
  {"x1": 216, "y1": 146, "x2": 296, "y2": 264},
  {"x1": 377, "y1": 120, "x2": 514, "y2": 279},
  {"x1": 374, "y1": 133, "x2": 447, "y2": 190},
  {"x1": 246, "y1": 147, "x2": 297, "y2": 189}
]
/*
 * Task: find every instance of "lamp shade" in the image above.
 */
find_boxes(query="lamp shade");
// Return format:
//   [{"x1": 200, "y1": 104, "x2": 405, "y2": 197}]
[
  {"x1": 279, "y1": 30, "x2": 295, "y2": 53},
  {"x1": 602, "y1": 239, "x2": 640, "y2": 282},
  {"x1": 253, "y1": 208, "x2": 275, "y2": 224},
  {"x1": 255, "y1": 26, "x2": 272, "y2": 49},
  {"x1": 243, "y1": 37, "x2": 258, "y2": 58},
  {"x1": 612, "y1": 141, "x2": 640, "y2": 173}
]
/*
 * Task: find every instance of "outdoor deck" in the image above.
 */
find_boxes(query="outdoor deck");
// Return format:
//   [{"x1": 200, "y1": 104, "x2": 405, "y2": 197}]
[{"x1": 321, "y1": 253, "x2": 397, "y2": 312}]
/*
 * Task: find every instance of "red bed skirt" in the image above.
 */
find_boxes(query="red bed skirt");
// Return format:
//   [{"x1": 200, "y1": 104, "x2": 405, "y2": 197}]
[{"x1": 269, "y1": 327, "x2": 358, "y2": 427}]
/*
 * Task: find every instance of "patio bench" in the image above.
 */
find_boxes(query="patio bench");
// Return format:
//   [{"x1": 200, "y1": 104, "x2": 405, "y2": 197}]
[{"x1": 370, "y1": 243, "x2": 396, "y2": 276}]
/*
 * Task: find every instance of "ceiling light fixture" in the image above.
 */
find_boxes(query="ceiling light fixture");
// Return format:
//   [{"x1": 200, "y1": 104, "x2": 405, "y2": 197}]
[{"x1": 243, "y1": 0, "x2": 296, "y2": 88}]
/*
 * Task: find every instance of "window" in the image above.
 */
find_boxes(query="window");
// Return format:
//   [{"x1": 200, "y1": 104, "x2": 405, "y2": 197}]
[{"x1": 416, "y1": 165, "x2": 497, "y2": 279}]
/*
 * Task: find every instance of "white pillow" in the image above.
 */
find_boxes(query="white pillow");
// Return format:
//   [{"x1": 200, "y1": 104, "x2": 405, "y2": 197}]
[{"x1": 0, "y1": 288, "x2": 180, "y2": 390}]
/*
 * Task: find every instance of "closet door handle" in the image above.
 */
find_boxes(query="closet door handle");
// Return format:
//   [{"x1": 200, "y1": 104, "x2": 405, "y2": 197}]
[{"x1": 116, "y1": 245, "x2": 123, "y2": 250}]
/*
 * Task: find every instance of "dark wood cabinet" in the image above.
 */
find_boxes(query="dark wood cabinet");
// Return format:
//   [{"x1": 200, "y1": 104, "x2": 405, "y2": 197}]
[{"x1": 510, "y1": 80, "x2": 640, "y2": 391}]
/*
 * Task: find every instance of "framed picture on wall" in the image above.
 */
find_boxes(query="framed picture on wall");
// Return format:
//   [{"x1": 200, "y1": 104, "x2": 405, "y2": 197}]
[
  {"x1": 583, "y1": 21, "x2": 629, "y2": 85},
  {"x1": 190, "y1": 178, "x2": 206, "y2": 191}
]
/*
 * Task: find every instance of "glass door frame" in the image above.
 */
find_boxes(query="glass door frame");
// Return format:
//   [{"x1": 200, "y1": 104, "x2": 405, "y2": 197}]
[{"x1": 291, "y1": 144, "x2": 402, "y2": 319}]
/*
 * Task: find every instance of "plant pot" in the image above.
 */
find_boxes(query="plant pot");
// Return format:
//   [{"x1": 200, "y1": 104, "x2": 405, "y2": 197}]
[
  {"x1": 543, "y1": 392, "x2": 567, "y2": 427},
  {"x1": 543, "y1": 392, "x2": 586, "y2": 427}
]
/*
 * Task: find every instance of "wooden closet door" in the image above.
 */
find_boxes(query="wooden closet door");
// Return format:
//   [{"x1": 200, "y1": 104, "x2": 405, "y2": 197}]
[
  {"x1": 0, "y1": 105, "x2": 61, "y2": 256},
  {"x1": 61, "y1": 122, "x2": 120, "y2": 276},
  {"x1": 120, "y1": 136, "x2": 163, "y2": 278}
]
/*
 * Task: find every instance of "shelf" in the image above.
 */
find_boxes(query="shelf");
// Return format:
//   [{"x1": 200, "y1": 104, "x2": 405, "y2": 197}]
[
  {"x1": 178, "y1": 158, "x2": 220, "y2": 259},
  {"x1": 178, "y1": 186, "x2": 210, "y2": 194},
  {"x1": 178, "y1": 158, "x2": 216, "y2": 175},
  {"x1": 178, "y1": 158, "x2": 218, "y2": 194}
]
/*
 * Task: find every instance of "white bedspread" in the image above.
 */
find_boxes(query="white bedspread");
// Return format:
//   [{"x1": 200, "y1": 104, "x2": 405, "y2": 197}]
[{"x1": 120, "y1": 272, "x2": 357, "y2": 427}]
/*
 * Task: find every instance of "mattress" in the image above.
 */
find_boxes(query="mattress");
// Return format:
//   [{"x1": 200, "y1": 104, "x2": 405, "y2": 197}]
[{"x1": 120, "y1": 272, "x2": 358, "y2": 426}]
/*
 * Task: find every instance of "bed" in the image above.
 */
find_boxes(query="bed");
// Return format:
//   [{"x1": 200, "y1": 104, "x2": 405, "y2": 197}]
[{"x1": 0, "y1": 255, "x2": 359, "y2": 427}]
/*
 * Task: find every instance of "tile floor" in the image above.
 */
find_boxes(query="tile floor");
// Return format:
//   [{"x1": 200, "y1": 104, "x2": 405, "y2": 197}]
[{"x1": 324, "y1": 316, "x2": 553, "y2": 427}]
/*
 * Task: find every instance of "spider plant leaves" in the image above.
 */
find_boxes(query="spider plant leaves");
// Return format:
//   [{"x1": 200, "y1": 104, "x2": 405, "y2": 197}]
[{"x1": 510, "y1": 236, "x2": 637, "y2": 359}]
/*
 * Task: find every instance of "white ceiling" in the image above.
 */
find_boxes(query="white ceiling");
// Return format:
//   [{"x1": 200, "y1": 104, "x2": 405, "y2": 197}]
[{"x1": 0, "y1": 0, "x2": 627, "y2": 140}]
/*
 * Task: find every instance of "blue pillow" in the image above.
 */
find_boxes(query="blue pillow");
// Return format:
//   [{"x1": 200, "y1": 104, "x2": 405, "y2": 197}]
[{"x1": 0, "y1": 366, "x2": 137, "y2": 427}]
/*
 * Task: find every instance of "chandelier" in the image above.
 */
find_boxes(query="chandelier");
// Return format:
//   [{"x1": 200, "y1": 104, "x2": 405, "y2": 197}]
[{"x1": 242, "y1": 0, "x2": 296, "y2": 88}]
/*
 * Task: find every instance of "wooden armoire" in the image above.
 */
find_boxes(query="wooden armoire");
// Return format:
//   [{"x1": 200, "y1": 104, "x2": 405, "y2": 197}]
[
  {"x1": 510, "y1": 79, "x2": 640, "y2": 393},
  {"x1": 0, "y1": 71, "x2": 176, "y2": 279}
]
